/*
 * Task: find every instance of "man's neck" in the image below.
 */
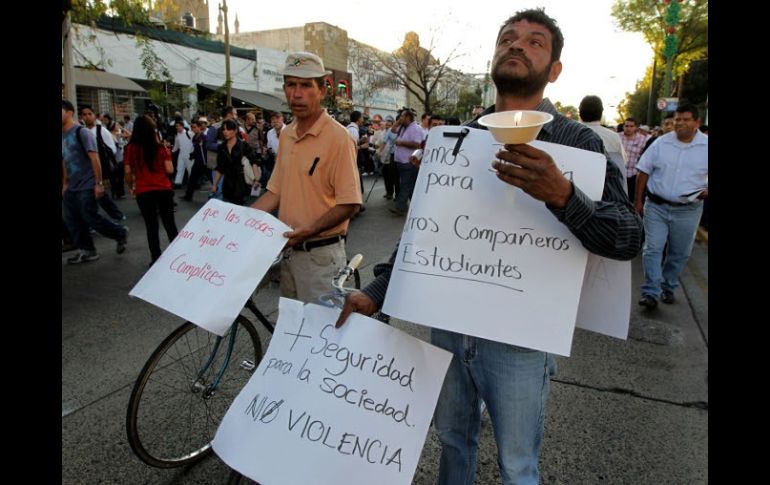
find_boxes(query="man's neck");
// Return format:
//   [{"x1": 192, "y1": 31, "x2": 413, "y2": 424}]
[
  {"x1": 677, "y1": 132, "x2": 696, "y2": 144},
  {"x1": 295, "y1": 111, "x2": 322, "y2": 137},
  {"x1": 62, "y1": 119, "x2": 75, "y2": 132},
  {"x1": 495, "y1": 92, "x2": 544, "y2": 112}
]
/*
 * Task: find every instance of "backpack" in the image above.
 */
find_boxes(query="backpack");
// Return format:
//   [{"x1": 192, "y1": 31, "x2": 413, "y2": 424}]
[{"x1": 95, "y1": 125, "x2": 118, "y2": 177}]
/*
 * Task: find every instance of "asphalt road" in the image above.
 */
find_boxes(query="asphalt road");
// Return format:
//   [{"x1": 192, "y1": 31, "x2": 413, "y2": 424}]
[{"x1": 62, "y1": 176, "x2": 707, "y2": 484}]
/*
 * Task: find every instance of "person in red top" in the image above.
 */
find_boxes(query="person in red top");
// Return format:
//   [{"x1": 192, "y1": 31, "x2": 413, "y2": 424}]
[{"x1": 124, "y1": 115, "x2": 179, "y2": 265}]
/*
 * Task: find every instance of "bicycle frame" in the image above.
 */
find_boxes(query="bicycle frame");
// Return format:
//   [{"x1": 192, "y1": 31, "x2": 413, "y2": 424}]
[
  {"x1": 195, "y1": 297, "x2": 275, "y2": 396},
  {"x1": 188, "y1": 254, "x2": 361, "y2": 398}
]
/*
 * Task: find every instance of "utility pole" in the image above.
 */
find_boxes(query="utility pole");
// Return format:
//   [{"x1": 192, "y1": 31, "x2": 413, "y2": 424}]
[
  {"x1": 662, "y1": 0, "x2": 683, "y2": 98},
  {"x1": 220, "y1": 0, "x2": 232, "y2": 106},
  {"x1": 62, "y1": 11, "x2": 77, "y2": 110}
]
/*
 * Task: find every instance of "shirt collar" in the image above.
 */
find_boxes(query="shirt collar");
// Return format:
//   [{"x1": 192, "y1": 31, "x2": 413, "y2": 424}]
[{"x1": 287, "y1": 111, "x2": 330, "y2": 140}]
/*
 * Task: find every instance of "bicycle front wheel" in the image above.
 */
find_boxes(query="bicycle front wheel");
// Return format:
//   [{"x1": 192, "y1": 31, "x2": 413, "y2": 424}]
[{"x1": 126, "y1": 316, "x2": 262, "y2": 468}]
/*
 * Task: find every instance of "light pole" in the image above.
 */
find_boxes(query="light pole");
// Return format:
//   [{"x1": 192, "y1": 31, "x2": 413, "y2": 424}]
[
  {"x1": 219, "y1": 0, "x2": 232, "y2": 107},
  {"x1": 662, "y1": 0, "x2": 683, "y2": 98}
]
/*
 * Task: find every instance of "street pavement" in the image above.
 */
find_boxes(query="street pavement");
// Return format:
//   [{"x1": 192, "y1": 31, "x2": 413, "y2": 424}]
[{"x1": 62, "y1": 176, "x2": 707, "y2": 484}]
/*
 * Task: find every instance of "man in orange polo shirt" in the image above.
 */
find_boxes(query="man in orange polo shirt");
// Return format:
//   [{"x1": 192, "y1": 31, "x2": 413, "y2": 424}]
[{"x1": 251, "y1": 52, "x2": 362, "y2": 302}]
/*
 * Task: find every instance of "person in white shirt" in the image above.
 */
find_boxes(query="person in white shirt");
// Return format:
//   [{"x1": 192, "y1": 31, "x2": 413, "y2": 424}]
[
  {"x1": 266, "y1": 112, "x2": 285, "y2": 159},
  {"x1": 635, "y1": 104, "x2": 708, "y2": 309},
  {"x1": 172, "y1": 120, "x2": 194, "y2": 186},
  {"x1": 578, "y1": 95, "x2": 628, "y2": 191}
]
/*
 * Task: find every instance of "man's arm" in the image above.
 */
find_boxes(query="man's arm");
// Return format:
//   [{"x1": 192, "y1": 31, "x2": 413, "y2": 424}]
[
  {"x1": 283, "y1": 204, "x2": 360, "y2": 247},
  {"x1": 493, "y1": 142, "x2": 642, "y2": 261},
  {"x1": 395, "y1": 139, "x2": 421, "y2": 149},
  {"x1": 250, "y1": 189, "x2": 280, "y2": 213},
  {"x1": 88, "y1": 151, "x2": 105, "y2": 199},
  {"x1": 124, "y1": 162, "x2": 135, "y2": 197},
  {"x1": 634, "y1": 171, "x2": 649, "y2": 214}
]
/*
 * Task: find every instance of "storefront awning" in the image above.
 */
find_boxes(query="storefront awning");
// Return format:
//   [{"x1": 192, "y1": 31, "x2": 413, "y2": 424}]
[
  {"x1": 67, "y1": 67, "x2": 146, "y2": 92},
  {"x1": 200, "y1": 84, "x2": 288, "y2": 113}
]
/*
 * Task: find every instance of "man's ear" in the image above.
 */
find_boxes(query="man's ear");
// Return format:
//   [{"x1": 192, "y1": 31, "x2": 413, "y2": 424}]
[{"x1": 548, "y1": 60, "x2": 563, "y2": 83}]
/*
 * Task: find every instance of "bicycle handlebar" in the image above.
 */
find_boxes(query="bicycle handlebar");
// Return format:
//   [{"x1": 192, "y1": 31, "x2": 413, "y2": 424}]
[
  {"x1": 332, "y1": 253, "x2": 363, "y2": 291},
  {"x1": 319, "y1": 253, "x2": 364, "y2": 309}
]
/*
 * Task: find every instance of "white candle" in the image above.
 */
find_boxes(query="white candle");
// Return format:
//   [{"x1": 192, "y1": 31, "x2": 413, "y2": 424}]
[{"x1": 514, "y1": 111, "x2": 523, "y2": 126}]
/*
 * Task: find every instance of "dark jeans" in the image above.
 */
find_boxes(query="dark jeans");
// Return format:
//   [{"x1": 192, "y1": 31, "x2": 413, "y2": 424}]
[
  {"x1": 260, "y1": 153, "x2": 274, "y2": 187},
  {"x1": 110, "y1": 162, "x2": 126, "y2": 199},
  {"x1": 183, "y1": 159, "x2": 207, "y2": 200},
  {"x1": 381, "y1": 161, "x2": 400, "y2": 197},
  {"x1": 626, "y1": 175, "x2": 637, "y2": 203},
  {"x1": 395, "y1": 162, "x2": 419, "y2": 211},
  {"x1": 98, "y1": 191, "x2": 124, "y2": 220},
  {"x1": 63, "y1": 189, "x2": 126, "y2": 252},
  {"x1": 136, "y1": 190, "x2": 179, "y2": 262}
]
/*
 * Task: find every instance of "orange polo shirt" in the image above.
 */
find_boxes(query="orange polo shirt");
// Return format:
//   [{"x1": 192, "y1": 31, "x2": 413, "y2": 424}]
[{"x1": 267, "y1": 110, "x2": 362, "y2": 238}]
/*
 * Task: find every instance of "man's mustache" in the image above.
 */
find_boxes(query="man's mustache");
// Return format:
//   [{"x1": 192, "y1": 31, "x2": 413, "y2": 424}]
[{"x1": 496, "y1": 53, "x2": 532, "y2": 69}]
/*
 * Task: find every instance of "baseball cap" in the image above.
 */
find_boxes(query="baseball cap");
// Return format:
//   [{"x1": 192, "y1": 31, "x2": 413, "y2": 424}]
[
  {"x1": 280, "y1": 51, "x2": 332, "y2": 78},
  {"x1": 385, "y1": 115, "x2": 395, "y2": 122}
]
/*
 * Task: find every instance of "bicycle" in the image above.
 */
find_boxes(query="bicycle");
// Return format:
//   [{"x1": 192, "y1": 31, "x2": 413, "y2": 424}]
[
  {"x1": 125, "y1": 255, "x2": 362, "y2": 469},
  {"x1": 225, "y1": 254, "x2": 363, "y2": 485}
]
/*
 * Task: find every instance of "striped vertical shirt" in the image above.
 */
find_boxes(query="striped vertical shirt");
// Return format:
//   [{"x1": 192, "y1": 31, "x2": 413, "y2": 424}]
[{"x1": 361, "y1": 98, "x2": 643, "y2": 308}]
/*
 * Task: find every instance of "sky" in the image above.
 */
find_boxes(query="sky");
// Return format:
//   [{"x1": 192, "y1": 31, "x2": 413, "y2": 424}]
[{"x1": 208, "y1": 0, "x2": 651, "y2": 122}]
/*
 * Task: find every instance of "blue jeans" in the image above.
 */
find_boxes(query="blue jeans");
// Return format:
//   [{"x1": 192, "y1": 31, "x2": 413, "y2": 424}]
[
  {"x1": 395, "y1": 162, "x2": 419, "y2": 212},
  {"x1": 211, "y1": 169, "x2": 224, "y2": 195},
  {"x1": 63, "y1": 189, "x2": 126, "y2": 252},
  {"x1": 97, "y1": 191, "x2": 124, "y2": 220},
  {"x1": 641, "y1": 200, "x2": 703, "y2": 298},
  {"x1": 431, "y1": 329, "x2": 557, "y2": 485}
]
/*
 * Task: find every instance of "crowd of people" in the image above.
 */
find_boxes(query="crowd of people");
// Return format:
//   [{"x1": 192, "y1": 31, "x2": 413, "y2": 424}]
[{"x1": 63, "y1": 8, "x2": 707, "y2": 483}]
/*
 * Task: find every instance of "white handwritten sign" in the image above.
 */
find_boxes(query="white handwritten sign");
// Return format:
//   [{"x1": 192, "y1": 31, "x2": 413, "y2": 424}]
[
  {"x1": 382, "y1": 126, "x2": 608, "y2": 356},
  {"x1": 575, "y1": 255, "x2": 631, "y2": 339},
  {"x1": 213, "y1": 298, "x2": 452, "y2": 485},
  {"x1": 129, "y1": 199, "x2": 291, "y2": 336}
]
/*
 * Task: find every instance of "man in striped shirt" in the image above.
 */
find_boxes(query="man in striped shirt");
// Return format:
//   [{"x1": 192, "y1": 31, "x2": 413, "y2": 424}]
[{"x1": 336, "y1": 8, "x2": 642, "y2": 484}]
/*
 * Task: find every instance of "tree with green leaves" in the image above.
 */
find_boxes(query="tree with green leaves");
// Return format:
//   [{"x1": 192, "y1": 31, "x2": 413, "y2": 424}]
[
  {"x1": 612, "y1": 0, "x2": 707, "y2": 79},
  {"x1": 434, "y1": 86, "x2": 482, "y2": 121},
  {"x1": 66, "y1": 0, "x2": 200, "y2": 119},
  {"x1": 612, "y1": 0, "x2": 708, "y2": 122},
  {"x1": 553, "y1": 101, "x2": 579, "y2": 120},
  {"x1": 70, "y1": 0, "x2": 151, "y2": 26}
]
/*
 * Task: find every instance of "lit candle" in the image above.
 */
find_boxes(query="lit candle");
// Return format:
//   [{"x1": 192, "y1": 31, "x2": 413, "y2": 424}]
[{"x1": 513, "y1": 111, "x2": 523, "y2": 127}]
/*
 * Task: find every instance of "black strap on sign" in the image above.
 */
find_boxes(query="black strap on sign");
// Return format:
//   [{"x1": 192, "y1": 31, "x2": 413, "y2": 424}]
[{"x1": 443, "y1": 127, "x2": 470, "y2": 156}]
